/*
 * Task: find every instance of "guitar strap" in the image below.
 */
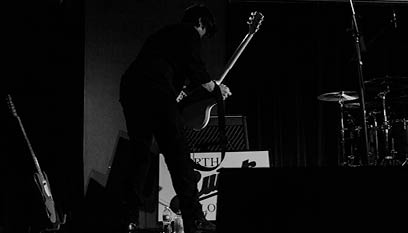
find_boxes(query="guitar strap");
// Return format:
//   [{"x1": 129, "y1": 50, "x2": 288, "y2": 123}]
[{"x1": 191, "y1": 84, "x2": 227, "y2": 172}]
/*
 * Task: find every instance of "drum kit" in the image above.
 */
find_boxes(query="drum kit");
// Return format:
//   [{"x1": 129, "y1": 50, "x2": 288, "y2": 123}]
[{"x1": 318, "y1": 75, "x2": 408, "y2": 167}]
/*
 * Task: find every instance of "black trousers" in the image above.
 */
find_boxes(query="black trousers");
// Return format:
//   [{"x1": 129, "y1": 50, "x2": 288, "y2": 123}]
[{"x1": 120, "y1": 90, "x2": 204, "y2": 232}]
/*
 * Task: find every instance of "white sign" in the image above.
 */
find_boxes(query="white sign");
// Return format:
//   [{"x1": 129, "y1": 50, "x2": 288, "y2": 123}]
[{"x1": 158, "y1": 151, "x2": 270, "y2": 221}]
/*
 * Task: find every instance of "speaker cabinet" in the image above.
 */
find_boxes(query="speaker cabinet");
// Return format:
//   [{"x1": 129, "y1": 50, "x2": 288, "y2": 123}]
[
  {"x1": 216, "y1": 167, "x2": 408, "y2": 233},
  {"x1": 184, "y1": 115, "x2": 249, "y2": 152}
]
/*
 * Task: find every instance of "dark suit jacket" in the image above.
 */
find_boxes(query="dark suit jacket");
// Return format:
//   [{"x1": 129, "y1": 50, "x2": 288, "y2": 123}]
[{"x1": 120, "y1": 23, "x2": 212, "y2": 102}]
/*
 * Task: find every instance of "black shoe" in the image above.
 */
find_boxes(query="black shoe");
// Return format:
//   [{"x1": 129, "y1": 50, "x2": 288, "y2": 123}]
[{"x1": 194, "y1": 218, "x2": 216, "y2": 233}]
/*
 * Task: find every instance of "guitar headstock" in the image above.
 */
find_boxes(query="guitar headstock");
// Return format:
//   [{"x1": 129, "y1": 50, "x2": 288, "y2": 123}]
[
  {"x1": 247, "y1": 11, "x2": 264, "y2": 35},
  {"x1": 6, "y1": 94, "x2": 18, "y2": 117}
]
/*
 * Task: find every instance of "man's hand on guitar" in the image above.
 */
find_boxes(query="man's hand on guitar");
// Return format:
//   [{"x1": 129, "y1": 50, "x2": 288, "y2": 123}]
[
  {"x1": 219, "y1": 84, "x2": 232, "y2": 100},
  {"x1": 201, "y1": 81, "x2": 232, "y2": 100}
]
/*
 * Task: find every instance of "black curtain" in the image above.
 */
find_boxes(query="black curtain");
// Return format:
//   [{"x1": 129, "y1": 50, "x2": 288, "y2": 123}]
[
  {"x1": 2, "y1": 0, "x2": 84, "y2": 232},
  {"x1": 225, "y1": 1, "x2": 408, "y2": 167}
]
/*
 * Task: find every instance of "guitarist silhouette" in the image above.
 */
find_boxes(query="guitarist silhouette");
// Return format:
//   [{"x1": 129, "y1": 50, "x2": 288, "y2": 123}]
[{"x1": 177, "y1": 11, "x2": 264, "y2": 131}]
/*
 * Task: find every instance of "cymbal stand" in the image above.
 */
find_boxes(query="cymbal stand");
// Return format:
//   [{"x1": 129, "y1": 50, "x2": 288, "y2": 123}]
[
  {"x1": 349, "y1": 0, "x2": 370, "y2": 166},
  {"x1": 368, "y1": 111, "x2": 379, "y2": 166},
  {"x1": 379, "y1": 88, "x2": 390, "y2": 157},
  {"x1": 401, "y1": 119, "x2": 408, "y2": 167},
  {"x1": 338, "y1": 96, "x2": 357, "y2": 166},
  {"x1": 378, "y1": 87, "x2": 400, "y2": 166},
  {"x1": 339, "y1": 98, "x2": 348, "y2": 166}
]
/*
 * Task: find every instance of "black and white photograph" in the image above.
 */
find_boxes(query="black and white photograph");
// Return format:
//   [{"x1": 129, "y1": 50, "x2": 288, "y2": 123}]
[{"x1": 2, "y1": 0, "x2": 407, "y2": 233}]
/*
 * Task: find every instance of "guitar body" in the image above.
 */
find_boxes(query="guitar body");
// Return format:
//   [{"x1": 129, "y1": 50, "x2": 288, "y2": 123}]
[
  {"x1": 178, "y1": 87, "x2": 217, "y2": 130},
  {"x1": 34, "y1": 171, "x2": 57, "y2": 223},
  {"x1": 181, "y1": 98, "x2": 216, "y2": 131}
]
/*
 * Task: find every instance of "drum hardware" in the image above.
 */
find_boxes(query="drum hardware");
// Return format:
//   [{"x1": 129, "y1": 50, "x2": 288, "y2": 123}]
[
  {"x1": 344, "y1": 101, "x2": 360, "y2": 109},
  {"x1": 394, "y1": 118, "x2": 408, "y2": 167},
  {"x1": 367, "y1": 111, "x2": 380, "y2": 166},
  {"x1": 390, "y1": 138, "x2": 398, "y2": 157},
  {"x1": 318, "y1": 80, "x2": 407, "y2": 167},
  {"x1": 378, "y1": 88, "x2": 393, "y2": 164},
  {"x1": 318, "y1": 91, "x2": 360, "y2": 166},
  {"x1": 348, "y1": 0, "x2": 404, "y2": 165},
  {"x1": 402, "y1": 117, "x2": 408, "y2": 167},
  {"x1": 365, "y1": 75, "x2": 408, "y2": 92},
  {"x1": 340, "y1": 100, "x2": 347, "y2": 166},
  {"x1": 364, "y1": 76, "x2": 408, "y2": 166},
  {"x1": 317, "y1": 91, "x2": 359, "y2": 102},
  {"x1": 402, "y1": 159, "x2": 408, "y2": 167},
  {"x1": 346, "y1": 125, "x2": 363, "y2": 166}
]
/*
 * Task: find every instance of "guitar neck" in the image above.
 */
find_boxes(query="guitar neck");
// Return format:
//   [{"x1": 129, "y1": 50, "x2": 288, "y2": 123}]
[
  {"x1": 6, "y1": 95, "x2": 43, "y2": 174},
  {"x1": 216, "y1": 32, "x2": 255, "y2": 85},
  {"x1": 15, "y1": 115, "x2": 43, "y2": 174}
]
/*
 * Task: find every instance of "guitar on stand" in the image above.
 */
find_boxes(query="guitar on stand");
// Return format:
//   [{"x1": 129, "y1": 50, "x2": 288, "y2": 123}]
[
  {"x1": 6, "y1": 94, "x2": 66, "y2": 232},
  {"x1": 177, "y1": 11, "x2": 264, "y2": 131}
]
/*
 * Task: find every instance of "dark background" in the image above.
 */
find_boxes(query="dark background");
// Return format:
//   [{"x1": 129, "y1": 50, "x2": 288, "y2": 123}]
[
  {"x1": 2, "y1": 0, "x2": 83, "y2": 232},
  {"x1": 225, "y1": 1, "x2": 408, "y2": 167},
  {"x1": 1, "y1": 0, "x2": 407, "y2": 232}
]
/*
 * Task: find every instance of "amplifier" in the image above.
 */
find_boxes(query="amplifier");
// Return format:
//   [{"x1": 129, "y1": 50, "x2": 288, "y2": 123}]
[{"x1": 184, "y1": 115, "x2": 249, "y2": 152}]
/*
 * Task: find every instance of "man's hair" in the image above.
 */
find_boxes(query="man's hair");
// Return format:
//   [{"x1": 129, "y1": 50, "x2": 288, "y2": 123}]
[{"x1": 181, "y1": 4, "x2": 217, "y2": 38}]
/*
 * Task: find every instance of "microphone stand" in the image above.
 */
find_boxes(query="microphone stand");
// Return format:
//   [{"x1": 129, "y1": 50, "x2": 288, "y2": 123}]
[{"x1": 349, "y1": 0, "x2": 369, "y2": 166}]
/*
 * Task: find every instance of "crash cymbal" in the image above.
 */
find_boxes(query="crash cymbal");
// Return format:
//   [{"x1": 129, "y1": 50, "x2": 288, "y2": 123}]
[{"x1": 317, "y1": 91, "x2": 359, "y2": 102}]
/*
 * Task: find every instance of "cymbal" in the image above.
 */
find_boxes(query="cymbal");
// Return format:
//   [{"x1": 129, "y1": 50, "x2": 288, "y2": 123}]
[
  {"x1": 343, "y1": 100, "x2": 380, "y2": 109},
  {"x1": 365, "y1": 76, "x2": 408, "y2": 91},
  {"x1": 318, "y1": 91, "x2": 359, "y2": 102},
  {"x1": 344, "y1": 94, "x2": 407, "y2": 111},
  {"x1": 344, "y1": 101, "x2": 360, "y2": 109}
]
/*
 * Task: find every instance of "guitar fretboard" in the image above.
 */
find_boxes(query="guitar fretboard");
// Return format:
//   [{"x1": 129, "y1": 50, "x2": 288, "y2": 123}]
[{"x1": 7, "y1": 95, "x2": 43, "y2": 174}]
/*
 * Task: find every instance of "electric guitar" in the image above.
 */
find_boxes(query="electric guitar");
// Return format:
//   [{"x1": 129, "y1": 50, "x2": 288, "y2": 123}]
[
  {"x1": 176, "y1": 11, "x2": 264, "y2": 131},
  {"x1": 6, "y1": 94, "x2": 57, "y2": 224}
]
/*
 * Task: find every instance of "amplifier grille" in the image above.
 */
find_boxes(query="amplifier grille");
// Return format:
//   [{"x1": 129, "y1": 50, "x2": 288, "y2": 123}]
[{"x1": 184, "y1": 115, "x2": 249, "y2": 152}]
